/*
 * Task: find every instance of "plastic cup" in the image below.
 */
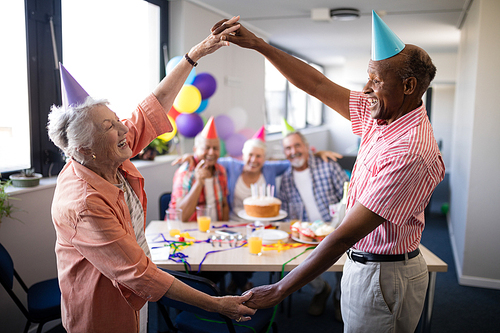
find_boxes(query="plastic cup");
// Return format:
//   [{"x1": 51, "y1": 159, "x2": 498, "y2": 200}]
[
  {"x1": 247, "y1": 223, "x2": 264, "y2": 256},
  {"x1": 196, "y1": 206, "x2": 212, "y2": 233},
  {"x1": 166, "y1": 209, "x2": 182, "y2": 223}
]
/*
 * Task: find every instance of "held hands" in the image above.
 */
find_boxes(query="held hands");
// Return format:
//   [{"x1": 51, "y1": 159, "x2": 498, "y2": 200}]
[
  {"x1": 217, "y1": 292, "x2": 256, "y2": 322},
  {"x1": 241, "y1": 284, "x2": 283, "y2": 310},
  {"x1": 190, "y1": 16, "x2": 241, "y2": 61},
  {"x1": 211, "y1": 17, "x2": 260, "y2": 49}
]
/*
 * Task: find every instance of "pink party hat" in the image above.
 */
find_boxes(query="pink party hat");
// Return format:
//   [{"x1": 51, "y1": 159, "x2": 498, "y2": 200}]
[
  {"x1": 200, "y1": 116, "x2": 218, "y2": 139},
  {"x1": 59, "y1": 63, "x2": 90, "y2": 109},
  {"x1": 371, "y1": 10, "x2": 405, "y2": 61},
  {"x1": 251, "y1": 126, "x2": 266, "y2": 142}
]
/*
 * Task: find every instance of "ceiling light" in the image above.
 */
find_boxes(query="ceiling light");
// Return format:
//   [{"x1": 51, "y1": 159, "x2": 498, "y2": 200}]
[
  {"x1": 311, "y1": 8, "x2": 360, "y2": 22},
  {"x1": 330, "y1": 8, "x2": 360, "y2": 21}
]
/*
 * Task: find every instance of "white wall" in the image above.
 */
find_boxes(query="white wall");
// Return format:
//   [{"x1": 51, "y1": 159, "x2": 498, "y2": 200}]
[
  {"x1": 450, "y1": 0, "x2": 500, "y2": 289},
  {"x1": 169, "y1": 0, "x2": 266, "y2": 154}
]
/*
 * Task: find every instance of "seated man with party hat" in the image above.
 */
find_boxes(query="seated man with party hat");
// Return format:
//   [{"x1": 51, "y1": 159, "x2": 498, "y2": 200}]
[{"x1": 169, "y1": 116, "x2": 229, "y2": 222}]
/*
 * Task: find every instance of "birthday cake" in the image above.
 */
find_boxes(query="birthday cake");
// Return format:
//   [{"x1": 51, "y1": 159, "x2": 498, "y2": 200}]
[{"x1": 243, "y1": 196, "x2": 282, "y2": 218}]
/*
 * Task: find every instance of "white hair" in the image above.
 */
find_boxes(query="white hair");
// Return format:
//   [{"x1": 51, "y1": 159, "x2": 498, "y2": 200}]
[
  {"x1": 47, "y1": 97, "x2": 108, "y2": 164},
  {"x1": 242, "y1": 138, "x2": 267, "y2": 156}
]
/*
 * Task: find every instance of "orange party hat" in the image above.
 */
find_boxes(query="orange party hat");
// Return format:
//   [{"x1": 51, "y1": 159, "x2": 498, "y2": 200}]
[{"x1": 200, "y1": 116, "x2": 218, "y2": 139}]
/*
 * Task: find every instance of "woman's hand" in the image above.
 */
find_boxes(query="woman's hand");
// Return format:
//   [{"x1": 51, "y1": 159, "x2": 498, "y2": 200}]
[
  {"x1": 315, "y1": 150, "x2": 343, "y2": 162},
  {"x1": 171, "y1": 153, "x2": 195, "y2": 167},
  {"x1": 216, "y1": 292, "x2": 256, "y2": 322}
]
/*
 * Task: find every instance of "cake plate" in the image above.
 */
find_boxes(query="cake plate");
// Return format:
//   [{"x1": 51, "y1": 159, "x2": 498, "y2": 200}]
[
  {"x1": 236, "y1": 209, "x2": 288, "y2": 222},
  {"x1": 237, "y1": 210, "x2": 289, "y2": 244}
]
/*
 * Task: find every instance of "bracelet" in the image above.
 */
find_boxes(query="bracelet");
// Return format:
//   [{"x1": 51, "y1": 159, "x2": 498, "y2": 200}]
[{"x1": 184, "y1": 53, "x2": 198, "y2": 67}]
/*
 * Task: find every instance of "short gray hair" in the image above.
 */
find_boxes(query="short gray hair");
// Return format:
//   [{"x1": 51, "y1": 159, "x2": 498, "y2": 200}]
[
  {"x1": 242, "y1": 138, "x2": 267, "y2": 156},
  {"x1": 284, "y1": 131, "x2": 308, "y2": 146},
  {"x1": 47, "y1": 97, "x2": 108, "y2": 164}
]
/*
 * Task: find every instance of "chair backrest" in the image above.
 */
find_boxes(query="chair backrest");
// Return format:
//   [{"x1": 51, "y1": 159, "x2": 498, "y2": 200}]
[
  {"x1": 158, "y1": 269, "x2": 221, "y2": 317},
  {"x1": 159, "y1": 192, "x2": 171, "y2": 220},
  {"x1": 0, "y1": 243, "x2": 15, "y2": 289}
]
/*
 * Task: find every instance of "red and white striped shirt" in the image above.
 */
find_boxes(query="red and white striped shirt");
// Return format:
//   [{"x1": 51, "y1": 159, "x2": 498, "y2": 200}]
[{"x1": 347, "y1": 91, "x2": 445, "y2": 254}]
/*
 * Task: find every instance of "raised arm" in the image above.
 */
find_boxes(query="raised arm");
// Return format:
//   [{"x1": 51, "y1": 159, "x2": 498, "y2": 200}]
[
  {"x1": 212, "y1": 18, "x2": 351, "y2": 120},
  {"x1": 152, "y1": 16, "x2": 241, "y2": 113}
]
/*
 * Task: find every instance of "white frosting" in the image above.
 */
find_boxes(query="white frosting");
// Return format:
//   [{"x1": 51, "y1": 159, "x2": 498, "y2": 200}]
[
  {"x1": 315, "y1": 224, "x2": 335, "y2": 236},
  {"x1": 243, "y1": 196, "x2": 282, "y2": 206}
]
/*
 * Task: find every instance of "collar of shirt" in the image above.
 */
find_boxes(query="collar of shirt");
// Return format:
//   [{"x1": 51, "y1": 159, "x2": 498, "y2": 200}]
[{"x1": 375, "y1": 104, "x2": 425, "y2": 143}]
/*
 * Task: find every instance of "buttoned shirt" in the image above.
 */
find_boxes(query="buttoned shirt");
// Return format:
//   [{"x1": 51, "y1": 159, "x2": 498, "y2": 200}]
[
  {"x1": 169, "y1": 157, "x2": 228, "y2": 221},
  {"x1": 348, "y1": 91, "x2": 445, "y2": 254},
  {"x1": 278, "y1": 152, "x2": 348, "y2": 222},
  {"x1": 52, "y1": 94, "x2": 175, "y2": 333}
]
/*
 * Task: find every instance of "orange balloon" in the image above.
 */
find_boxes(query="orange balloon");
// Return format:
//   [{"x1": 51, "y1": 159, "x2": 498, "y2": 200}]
[{"x1": 168, "y1": 106, "x2": 180, "y2": 120}]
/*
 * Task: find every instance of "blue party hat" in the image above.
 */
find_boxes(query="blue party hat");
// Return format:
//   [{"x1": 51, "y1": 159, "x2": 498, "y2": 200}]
[
  {"x1": 59, "y1": 63, "x2": 90, "y2": 109},
  {"x1": 371, "y1": 10, "x2": 405, "y2": 61}
]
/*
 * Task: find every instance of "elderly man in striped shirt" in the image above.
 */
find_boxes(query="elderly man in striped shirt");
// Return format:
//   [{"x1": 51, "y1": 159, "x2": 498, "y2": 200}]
[{"x1": 214, "y1": 11, "x2": 446, "y2": 333}]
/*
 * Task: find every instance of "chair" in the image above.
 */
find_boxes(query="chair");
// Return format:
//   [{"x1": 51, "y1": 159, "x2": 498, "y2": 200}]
[
  {"x1": 0, "y1": 243, "x2": 62, "y2": 333},
  {"x1": 156, "y1": 269, "x2": 277, "y2": 333},
  {"x1": 159, "y1": 192, "x2": 172, "y2": 220}
]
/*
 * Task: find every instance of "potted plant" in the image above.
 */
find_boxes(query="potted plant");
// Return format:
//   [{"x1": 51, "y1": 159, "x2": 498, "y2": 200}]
[{"x1": 0, "y1": 180, "x2": 21, "y2": 224}]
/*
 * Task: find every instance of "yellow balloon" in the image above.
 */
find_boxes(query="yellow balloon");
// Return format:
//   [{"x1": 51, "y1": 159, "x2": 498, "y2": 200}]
[
  {"x1": 173, "y1": 85, "x2": 202, "y2": 114},
  {"x1": 158, "y1": 115, "x2": 177, "y2": 142}
]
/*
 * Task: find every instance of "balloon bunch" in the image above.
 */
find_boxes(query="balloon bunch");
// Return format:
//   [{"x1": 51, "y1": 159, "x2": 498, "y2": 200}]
[
  {"x1": 163, "y1": 56, "x2": 218, "y2": 142},
  {"x1": 163, "y1": 56, "x2": 258, "y2": 158}
]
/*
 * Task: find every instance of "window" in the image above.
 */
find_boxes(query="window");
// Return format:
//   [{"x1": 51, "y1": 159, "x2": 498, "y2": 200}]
[
  {"x1": 61, "y1": 0, "x2": 161, "y2": 119},
  {"x1": 0, "y1": 1, "x2": 31, "y2": 173},
  {"x1": 264, "y1": 55, "x2": 324, "y2": 133}
]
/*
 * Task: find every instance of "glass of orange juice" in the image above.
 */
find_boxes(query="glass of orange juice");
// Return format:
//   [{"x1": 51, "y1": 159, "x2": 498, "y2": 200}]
[
  {"x1": 246, "y1": 223, "x2": 264, "y2": 256},
  {"x1": 196, "y1": 206, "x2": 212, "y2": 233}
]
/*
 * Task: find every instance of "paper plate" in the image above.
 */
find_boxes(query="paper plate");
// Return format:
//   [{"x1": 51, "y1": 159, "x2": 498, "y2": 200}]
[{"x1": 261, "y1": 229, "x2": 289, "y2": 244}]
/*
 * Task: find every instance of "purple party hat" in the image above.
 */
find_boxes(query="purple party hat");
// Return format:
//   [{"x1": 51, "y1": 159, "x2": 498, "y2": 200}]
[{"x1": 59, "y1": 63, "x2": 90, "y2": 109}]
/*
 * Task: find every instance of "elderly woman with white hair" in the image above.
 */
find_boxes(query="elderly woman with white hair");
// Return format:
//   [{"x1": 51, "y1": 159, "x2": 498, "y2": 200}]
[{"x1": 47, "y1": 17, "x2": 256, "y2": 333}]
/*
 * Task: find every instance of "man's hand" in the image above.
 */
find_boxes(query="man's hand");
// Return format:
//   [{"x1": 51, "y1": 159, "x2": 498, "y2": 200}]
[
  {"x1": 194, "y1": 160, "x2": 211, "y2": 185},
  {"x1": 216, "y1": 292, "x2": 256, "y2": 322},
  {"x1": 315, "y1": 150, "x2": 343, "y2": 162},
  {"x1": 241, "y1": 284, "x2": 284, "y2": 309}
]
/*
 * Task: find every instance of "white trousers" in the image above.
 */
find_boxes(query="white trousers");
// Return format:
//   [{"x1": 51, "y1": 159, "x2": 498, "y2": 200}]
[{"x1": 341, "y1": 253, "x2": 428, "y2": 333}]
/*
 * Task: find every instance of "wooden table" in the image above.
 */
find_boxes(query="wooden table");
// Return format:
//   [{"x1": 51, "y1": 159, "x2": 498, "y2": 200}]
[{"x1": 146, "y1": 220, "x2": 447, "y2": 333}]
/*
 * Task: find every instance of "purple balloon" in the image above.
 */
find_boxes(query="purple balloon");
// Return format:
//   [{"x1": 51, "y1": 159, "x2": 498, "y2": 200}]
[
  {"x1": 176, "y1": 113, "x2": 204, "y2": 138},
  {"x1": 225, "y1": 133, "x2": 247, "y2": 157},
  {"x1": 214, "y1": 115, "x2": 235, "y2": 140},
  {"x1": 193, "y1": 73, "x2": 217, "y2": 99}
]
